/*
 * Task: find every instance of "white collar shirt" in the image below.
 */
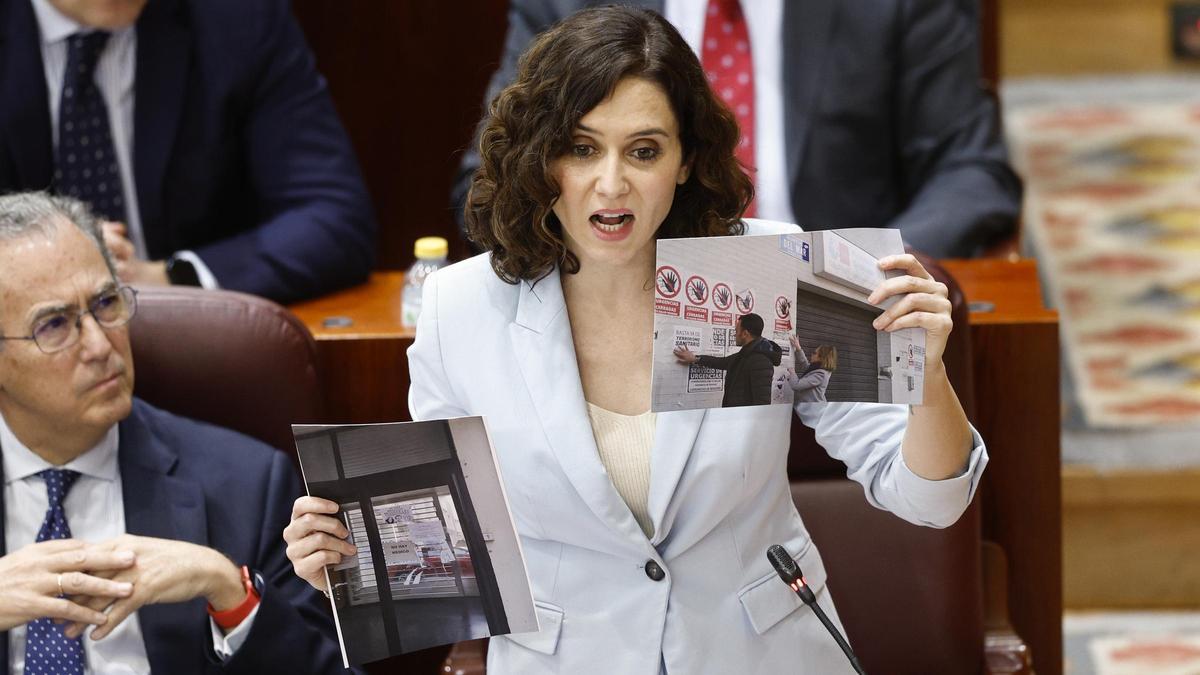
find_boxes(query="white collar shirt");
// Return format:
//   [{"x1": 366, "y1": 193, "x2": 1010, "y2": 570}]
[{"x1": 665, "y1": 0, "x2": 795, "y2": 224}]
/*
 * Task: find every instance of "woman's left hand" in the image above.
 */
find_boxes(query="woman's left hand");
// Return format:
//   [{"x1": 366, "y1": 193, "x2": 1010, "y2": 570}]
[{"x1": 866, "y1": 254, "x2": 953, "y2": 368}]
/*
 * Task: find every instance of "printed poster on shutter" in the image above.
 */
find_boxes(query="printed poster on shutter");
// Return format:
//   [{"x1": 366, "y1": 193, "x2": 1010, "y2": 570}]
[{"x1": 650, "y1": 228, "x2": 925, "y2": 412}]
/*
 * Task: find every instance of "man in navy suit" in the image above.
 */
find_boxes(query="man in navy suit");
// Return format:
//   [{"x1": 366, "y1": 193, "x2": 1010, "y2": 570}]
[
  {"x1": 0, "y1": 0, "x2": 376, "y2": 304},
  {"x1": 454, "y1": 0, "x2": 1021, "y2": 258},
  {"x1": 0, "y1": 192, "x2": 354, "y2": 673}
]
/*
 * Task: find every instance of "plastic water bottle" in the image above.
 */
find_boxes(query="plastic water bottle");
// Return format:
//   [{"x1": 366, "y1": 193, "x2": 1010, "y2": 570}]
[{"x1": 401, "y1": 236, "x2": 448, "y2": 329}]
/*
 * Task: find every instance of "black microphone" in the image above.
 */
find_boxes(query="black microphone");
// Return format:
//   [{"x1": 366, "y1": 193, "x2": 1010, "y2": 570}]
[{"x1": 766, "y1": 544, "x2": 865, "y2": 675}]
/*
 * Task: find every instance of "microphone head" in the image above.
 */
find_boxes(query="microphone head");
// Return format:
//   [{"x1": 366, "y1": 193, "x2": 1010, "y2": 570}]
[{"x1": 766, "y1": 544, "x2": 799, "y2": 584}]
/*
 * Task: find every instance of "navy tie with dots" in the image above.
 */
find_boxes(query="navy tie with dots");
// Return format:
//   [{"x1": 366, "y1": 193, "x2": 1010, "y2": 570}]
[
  {"x1": 24, "y1": 469, "x2": 85, "y2": 675},
  {"x1": 55, "y1": 31, "x2": 126, "y2": 224}
]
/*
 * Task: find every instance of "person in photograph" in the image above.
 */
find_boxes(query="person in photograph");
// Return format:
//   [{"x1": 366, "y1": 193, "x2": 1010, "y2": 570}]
[
  {"x1": 786, "y1": 334, "x2": 837, "y2": 403},
  {"x1": 286, "y1": 7, "x2": 986, "y2": 674},
  {"x1": 673, "y1": 312, "x2": 782, "y2": 407},
  {"x1": 0, "y1": 193, "x2": 352, "y2": 674}
]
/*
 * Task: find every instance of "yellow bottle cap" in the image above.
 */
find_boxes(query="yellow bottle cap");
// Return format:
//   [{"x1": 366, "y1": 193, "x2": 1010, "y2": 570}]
[{"x1": 414, "y1": 236, "x2": 448, "y2": 259}]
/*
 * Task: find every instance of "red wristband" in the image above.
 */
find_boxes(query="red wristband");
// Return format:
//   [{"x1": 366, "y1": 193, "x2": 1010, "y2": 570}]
[{"x1": 206, "y1": 565, "x2": 260, "y2": 630}]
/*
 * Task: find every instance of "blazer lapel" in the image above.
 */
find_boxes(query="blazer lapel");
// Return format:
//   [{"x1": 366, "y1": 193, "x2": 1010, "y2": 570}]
[
  {"x1": 782, "y1": 0, "x2": 837, "y2": 213},
  {"x1": 0, "y1": 0, "x2": 54, "y2": 190},
  {"x1": 508, "y1": 270, "x2": 647, "y2": 543},
  {"x1": 646, "y1": 407, "x2": 704, "y2": 545},
  {"x1": 132, "y1": 0, "x2": 191, "y2": 255},
  {"x1": 118, "y1": 404, "x2": 207, "y2": 675}
]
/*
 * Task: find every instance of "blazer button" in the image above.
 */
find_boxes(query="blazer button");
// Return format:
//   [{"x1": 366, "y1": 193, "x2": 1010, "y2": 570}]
[{"x1": 644, "y1": 560, "x2": 665, "y2": 581}]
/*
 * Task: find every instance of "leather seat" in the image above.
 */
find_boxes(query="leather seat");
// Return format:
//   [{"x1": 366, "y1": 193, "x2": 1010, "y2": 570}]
[{"x1": 127, "y1": 285, "x2": 324, "y2": 456}]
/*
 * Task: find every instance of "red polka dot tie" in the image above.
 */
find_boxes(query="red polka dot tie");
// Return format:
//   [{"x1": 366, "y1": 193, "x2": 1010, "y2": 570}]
[
  {"x1": 25, "y1": 469, "x2": 85, "y2": 675},
  {"x1": 702, "y1": 0, "x2": 756, "y2": 216}
]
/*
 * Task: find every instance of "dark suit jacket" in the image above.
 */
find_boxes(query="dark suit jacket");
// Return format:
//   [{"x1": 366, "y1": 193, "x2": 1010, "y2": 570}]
[
  {"x1": 0, "y1": 0, "x2": 376, "y2": 303},
  {"x1": 696, "y1": 337, "x2": 782, "y2": 407},
  {"x1": 0, "y1": 399, "x2": 359, "y2": 674},
  {"x1": 452, "y1": 0, "x2": 1021, "y2": 258}
]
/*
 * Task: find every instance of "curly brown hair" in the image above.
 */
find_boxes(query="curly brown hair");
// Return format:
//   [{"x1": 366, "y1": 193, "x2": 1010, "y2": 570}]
[{"x1": 465, "y1": 6, "x2": 752, "y2": 283}]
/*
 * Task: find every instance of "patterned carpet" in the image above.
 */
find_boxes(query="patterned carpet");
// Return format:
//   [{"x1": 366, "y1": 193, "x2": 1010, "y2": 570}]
[
  {"x1": 1004, "y1": 76, "x2": 1200, "y2": 432},
  {"x1": 1065, "y1": 612, "x2": 1200, "y2": 674},
  {"x1": 1005, "y1": 78, "x2": 1200, "y2": 673}
]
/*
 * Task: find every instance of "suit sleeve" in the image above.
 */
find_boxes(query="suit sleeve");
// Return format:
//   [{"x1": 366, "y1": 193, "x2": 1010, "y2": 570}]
[
  {"x1": 408, "y1": 271, "x2": 472, "y2": 421},
  {"x1": 795, "y1": 402, "x2": 987, "y2": 528},
  {"x1": 787, "y1": 370, "x2": 823, "y2": 394},
  {"x1": 217, "y1": 451, "x2": 365, "y2": 674},
  {"x1": 451, "y1": 0, "x2": 566, "y2": 236},
  {"x1": 793, "y1": 346, "x2": 810, "y2": 371},
  {"x1": 886, "y1": 0, "x2": 1021, "y2": 258},
  {"x1": 695, "y1": 353, "x2": 736, "y2": 371},
  {"x1": 193, "y1": 0, "x2": 376, "y2": 303}
]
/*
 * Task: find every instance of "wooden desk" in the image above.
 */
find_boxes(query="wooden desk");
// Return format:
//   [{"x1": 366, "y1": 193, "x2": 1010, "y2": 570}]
[
  {"x1": 943, "y1": 259, "x2": 1062, "y2": 675},
  {"x1": 291, "y1": 261, "x2": 1063, "y2": 675},
  {"x1": 290, "y1": 272, "x2": 415, "y2": 423}
]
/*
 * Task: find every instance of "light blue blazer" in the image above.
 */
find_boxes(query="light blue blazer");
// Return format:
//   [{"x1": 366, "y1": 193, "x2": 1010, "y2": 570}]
[{"x1": 407, "y1": 220, "x2": 988, "y2": 674}]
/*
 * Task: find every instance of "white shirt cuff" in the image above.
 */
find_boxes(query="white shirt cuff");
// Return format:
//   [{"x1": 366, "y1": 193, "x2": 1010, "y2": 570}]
[
  {"x1": 173, "y1": 250, "x2": 221, "y2": 290},
  {"x1": 209, "y1": 601, "x2": 261, "y2": 661}
]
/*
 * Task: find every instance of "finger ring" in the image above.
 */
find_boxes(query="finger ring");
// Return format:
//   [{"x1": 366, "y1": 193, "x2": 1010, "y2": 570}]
[{"x1": 57, "y1": 573, "x2": 64, "y2": 597}]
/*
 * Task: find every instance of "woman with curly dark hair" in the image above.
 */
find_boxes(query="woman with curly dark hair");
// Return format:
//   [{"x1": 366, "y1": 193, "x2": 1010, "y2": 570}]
[
  {"x1": 462, "y1": 3, "x2": 750, "y2": 283},
  {"x1": 286, "y1": 7, "x2": 985, "y2": 674}
]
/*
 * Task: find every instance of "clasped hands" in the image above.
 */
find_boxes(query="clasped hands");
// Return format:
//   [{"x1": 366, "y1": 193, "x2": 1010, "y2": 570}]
[{"x1": 0, "y1": 535, "x2": 246, "y2": 640}]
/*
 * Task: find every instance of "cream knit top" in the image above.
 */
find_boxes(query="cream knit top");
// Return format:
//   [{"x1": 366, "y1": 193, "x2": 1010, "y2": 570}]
[{"x1": 586, "y1": 402, "x2": 657, "y2": 538}]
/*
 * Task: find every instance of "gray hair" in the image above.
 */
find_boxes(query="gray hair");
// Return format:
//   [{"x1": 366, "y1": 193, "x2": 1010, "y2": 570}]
[{"x1": 0, "y1": 191, "x2": 118, "y2": 278}]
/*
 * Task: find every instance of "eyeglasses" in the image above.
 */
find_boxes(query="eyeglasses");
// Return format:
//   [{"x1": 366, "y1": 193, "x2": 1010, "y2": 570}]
[{"x1": 0, "y1": 286, "x2": 138, "y2": 354}]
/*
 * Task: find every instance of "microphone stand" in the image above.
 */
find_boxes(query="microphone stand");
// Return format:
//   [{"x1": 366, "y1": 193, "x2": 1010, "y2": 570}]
[
  {"x1": 767, "y1": 544, "x2": 865, "y2": 674},
  {"x1": 786, "y1": 577, "x2": 865, "y2": 675}
]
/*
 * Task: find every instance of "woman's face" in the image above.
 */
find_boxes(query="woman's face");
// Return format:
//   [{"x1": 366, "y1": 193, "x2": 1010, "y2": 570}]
[{"x1": 550, "y1": 77, "x2": 690, "y2": 271}]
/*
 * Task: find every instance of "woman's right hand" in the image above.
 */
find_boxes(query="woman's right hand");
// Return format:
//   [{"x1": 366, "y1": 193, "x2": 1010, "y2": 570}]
[
  {"x1": 283, "y1": 497, "x2": 357, "y2": 592},
  {"x1": 788, "y1": 334, "x2": 802, "y2": 352}
]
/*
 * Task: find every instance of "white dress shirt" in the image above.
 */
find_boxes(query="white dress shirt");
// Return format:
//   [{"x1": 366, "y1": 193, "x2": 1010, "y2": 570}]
[
  {"x1": 666, "y1": 0, "x2": 794, "y2": 224},
  {"x1": 1, "y1": 414, "x2": 255, "y2": 674},
  {"x1": 30, "y1": 0, "x2": 219, "y2": 290}
]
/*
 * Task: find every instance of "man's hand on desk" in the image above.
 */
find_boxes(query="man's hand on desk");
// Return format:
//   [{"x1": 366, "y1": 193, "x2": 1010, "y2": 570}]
[
  {"x1": 101, "y1": 222, "x2": 169, "y2": 286},
  {"x1": 63, "y1": 535, "x2": 246, "y2": 640},
  {"x1": 0, "y1": 539, "x2": 136, "y2": 632}
]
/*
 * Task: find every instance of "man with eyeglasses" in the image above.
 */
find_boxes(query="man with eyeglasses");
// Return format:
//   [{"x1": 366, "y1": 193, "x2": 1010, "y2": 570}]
[{"x1": 0, "y1": 193, "x2": 354, "y2": 674}]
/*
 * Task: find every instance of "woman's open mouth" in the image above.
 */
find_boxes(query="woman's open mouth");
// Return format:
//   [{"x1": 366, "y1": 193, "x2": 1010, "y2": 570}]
[{"x1": 589, "y1": 211, "x2": 634, "y2": 241}]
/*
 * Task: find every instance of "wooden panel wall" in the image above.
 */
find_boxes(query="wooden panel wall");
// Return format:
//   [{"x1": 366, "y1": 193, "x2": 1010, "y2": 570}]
[
  {"x1": 1000, "y1": 0, "x2": 1196, "y2": 76},
  {"x1": 1064, "y1": 468, "x2": 1200, "y2": 608},
  {"x1": 292, "y1": 1, "x2": 509, "y2": 269}
]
